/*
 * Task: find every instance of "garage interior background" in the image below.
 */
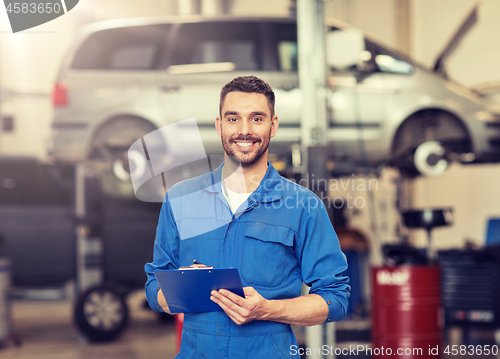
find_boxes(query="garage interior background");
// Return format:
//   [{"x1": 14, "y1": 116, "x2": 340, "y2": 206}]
[
  {"x1": 0, "y1": 0, "x2": 500, "y2": 258},
  {"x1": 1, "y1": 0, "x2": 500, "y2": 357},
  {"x1": 1, "y1": 0, "x2": 499, "y2": 254}
]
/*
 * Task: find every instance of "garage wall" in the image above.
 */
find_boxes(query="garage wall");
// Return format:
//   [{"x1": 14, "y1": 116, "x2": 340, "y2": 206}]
[
  {"x1": 412, "y1": 163, "x2": 500, "y2": 250},
  {"x1": 412, "y1": 0, "x2": 500, "y2": 88},
  {"x1": 91, "y1": 0, "x2": 175, "y2": 20},
  {"x1": 325, "y1": 0, "x2": 397, "y2": 50}
]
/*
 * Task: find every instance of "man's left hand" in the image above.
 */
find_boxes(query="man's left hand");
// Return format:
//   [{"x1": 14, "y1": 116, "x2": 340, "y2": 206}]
[{"x1": 210, "y1": 287, "x2": 269, "y2": 325}]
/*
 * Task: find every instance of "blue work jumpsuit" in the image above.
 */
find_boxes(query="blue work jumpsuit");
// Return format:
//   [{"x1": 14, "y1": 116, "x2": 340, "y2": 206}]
[{"x1": 145, "y1": 162, "x2": 350, "y2": 359}]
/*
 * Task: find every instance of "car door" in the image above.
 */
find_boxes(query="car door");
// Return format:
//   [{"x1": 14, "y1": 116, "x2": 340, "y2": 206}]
[
  {"x1": 328, "y1": 40, "x2": 388, "y2": 163},
  {"x1": 369, "y1": 42, "x2": 416, "y2": 157}
]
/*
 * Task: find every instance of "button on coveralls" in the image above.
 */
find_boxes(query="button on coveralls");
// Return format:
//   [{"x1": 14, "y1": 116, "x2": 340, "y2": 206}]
[{"x1": 145, "y1": 162, "x2": 350, "y2": 358}]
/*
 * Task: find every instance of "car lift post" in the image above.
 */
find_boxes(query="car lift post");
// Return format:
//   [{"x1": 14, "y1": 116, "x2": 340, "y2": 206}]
[{"x1": 297, "y1": 0, "x2": 335, "y2": 358}]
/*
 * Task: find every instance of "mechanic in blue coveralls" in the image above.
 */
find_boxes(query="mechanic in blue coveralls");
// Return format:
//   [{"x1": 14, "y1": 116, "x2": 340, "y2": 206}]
[{"x1": 145, "y1": 76, "x2": 350, "y2": 358}]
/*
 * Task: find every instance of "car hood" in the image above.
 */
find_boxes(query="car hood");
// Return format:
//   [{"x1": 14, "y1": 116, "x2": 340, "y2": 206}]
[{"x1": 433, "y1": 5, "x2": 478, "y2": 76}]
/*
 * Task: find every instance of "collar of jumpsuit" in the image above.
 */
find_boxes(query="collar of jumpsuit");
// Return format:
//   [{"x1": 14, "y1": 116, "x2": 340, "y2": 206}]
[{"x1": 204, "y1": 161, "x2": 283, "y2": 205}]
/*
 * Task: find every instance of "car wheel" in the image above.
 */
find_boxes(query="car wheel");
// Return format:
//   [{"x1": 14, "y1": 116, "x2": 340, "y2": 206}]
[
  {"x1": 391, "y1": 110, "x2": 472, "y2": 178},
  {"x1": 74, "y1": 285, "x2": 129, "y2": 342},
  {"x1": 89, "y1": 117, "x2": 158, "y2": 199},
  {"x1": 413, "y1": 140, "x2": 449, "y2": 177},
  {"x1": 112, "y1": 147, "x2": 147, "y2": 182}
]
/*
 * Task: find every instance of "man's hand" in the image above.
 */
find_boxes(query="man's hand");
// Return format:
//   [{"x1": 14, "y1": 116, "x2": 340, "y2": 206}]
[
  {"x1": 157, "y1": 289, "x2": 170, "y2": 314},
  {"x1": 210, "y1": 287, "x2": 269, "y2": 325}
]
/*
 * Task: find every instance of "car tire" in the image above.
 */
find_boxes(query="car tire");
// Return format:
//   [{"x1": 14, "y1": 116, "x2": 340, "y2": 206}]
[{"x1": 74, "y1": 285, "x2": 129, "y2": 342}]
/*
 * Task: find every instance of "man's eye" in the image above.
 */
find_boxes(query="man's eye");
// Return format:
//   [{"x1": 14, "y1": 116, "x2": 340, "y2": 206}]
[
  {"x1": 228, "y1": 118, "x2": 237, "y2": 122},
  {"x1": 252, "y1": 117, "x2": 262, "y2": 122}
]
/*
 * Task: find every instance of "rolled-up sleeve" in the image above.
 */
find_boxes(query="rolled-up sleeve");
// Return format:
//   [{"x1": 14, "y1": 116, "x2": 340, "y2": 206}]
[
  {"x1": 144, "y1": 197, "x2": 180, "y2": 312},
  {"x1": 296, "y1": 198, "x2": 350, "y2": 323}
]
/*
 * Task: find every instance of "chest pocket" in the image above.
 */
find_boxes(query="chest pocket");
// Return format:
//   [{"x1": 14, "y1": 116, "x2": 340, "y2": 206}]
[{"x1": 241, "y1": 224, "x2": 295, "y2": 288}]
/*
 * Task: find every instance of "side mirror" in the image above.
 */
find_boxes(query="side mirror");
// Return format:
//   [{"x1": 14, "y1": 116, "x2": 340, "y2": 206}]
[{"x1": 326, "y1": 29, "x2": 365, "y2": 69}]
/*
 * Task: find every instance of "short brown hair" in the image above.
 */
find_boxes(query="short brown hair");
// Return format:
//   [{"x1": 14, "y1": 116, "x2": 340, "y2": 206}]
[{"x1": 219, "y1": 76, "x2": 275, "y2": 117}]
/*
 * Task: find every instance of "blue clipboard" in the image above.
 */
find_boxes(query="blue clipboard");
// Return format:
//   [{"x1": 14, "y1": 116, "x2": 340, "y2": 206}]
[{"x1": 154, "y1": 268, "x2": 245, "y2": 314}]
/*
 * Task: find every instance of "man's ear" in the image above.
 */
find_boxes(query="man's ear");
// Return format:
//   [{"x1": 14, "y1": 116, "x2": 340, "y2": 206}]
[
  {"x1": 270, "y1": 115, "x2": 279, "y2": 138},
  {"x1": 216, "y1": 116, "x2": 222, "y2": 139}
]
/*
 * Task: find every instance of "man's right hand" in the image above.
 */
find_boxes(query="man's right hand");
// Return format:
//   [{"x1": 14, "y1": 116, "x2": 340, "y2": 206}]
[{"x1": 157, "y1": 289, "x2": 170, "y2": 313}]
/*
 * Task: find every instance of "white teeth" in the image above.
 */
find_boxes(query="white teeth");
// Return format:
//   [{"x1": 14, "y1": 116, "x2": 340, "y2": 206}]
[{"x1": 236, "y1": 142, "x2": 253, "y2": 147}]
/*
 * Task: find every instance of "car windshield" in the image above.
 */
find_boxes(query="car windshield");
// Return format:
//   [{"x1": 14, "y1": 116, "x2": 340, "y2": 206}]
[
  {"x1": 167, "y1": 21, "x2": 297, "y2": 73},
  {"x1": 168, "y1": 22, "x2": 260, "y2": 73}
]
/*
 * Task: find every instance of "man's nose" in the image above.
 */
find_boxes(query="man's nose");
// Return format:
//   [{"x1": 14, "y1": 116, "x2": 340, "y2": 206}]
[{"x1": 238, "y1": 119, "x2": 252, "y2": 135}]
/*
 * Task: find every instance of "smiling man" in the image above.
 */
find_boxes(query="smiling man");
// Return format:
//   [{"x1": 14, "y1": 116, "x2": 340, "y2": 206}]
[
  {"x1": 218, "y1": 90, "x2": 275, "y2": 167},
  {"x1": 145, "y1": 76, "x2": 350, "y2": 359}
]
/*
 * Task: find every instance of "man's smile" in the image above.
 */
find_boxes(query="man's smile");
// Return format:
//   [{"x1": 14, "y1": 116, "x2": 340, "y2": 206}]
[
  {"x1": 234, "y1": 141, "x2": 257, "y2": 150},
  {"x1": 236, "y1": 142, "x2": 253, "y2": 147},
  {"x1": 230, "y1": 137, "x2": 261, "y2": 151}
]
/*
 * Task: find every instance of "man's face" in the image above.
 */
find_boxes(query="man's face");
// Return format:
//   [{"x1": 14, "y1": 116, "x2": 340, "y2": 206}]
[{"x1": 216, "y1": 92, "x2": 278, "y2": 168}]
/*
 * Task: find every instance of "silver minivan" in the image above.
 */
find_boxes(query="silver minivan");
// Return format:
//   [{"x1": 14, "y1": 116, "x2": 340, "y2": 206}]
[{"x1": 51, "y1": 14, "x2": 500, "y2": 191}]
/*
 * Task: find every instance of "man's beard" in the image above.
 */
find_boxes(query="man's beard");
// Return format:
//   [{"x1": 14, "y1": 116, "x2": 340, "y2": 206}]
[{"x1": 221, "y1": 130, "x2": 271, "y2": 167}]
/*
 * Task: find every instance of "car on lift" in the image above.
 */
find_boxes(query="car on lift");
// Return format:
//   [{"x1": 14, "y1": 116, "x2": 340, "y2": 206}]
[{"x1": 50, "y1": 9, "x2": 500, "y2": 191}]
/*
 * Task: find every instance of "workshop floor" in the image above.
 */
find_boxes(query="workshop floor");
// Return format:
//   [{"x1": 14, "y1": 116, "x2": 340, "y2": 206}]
[{"x1": 0, "y1": 290, "x2": 178, "y2": 359}]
